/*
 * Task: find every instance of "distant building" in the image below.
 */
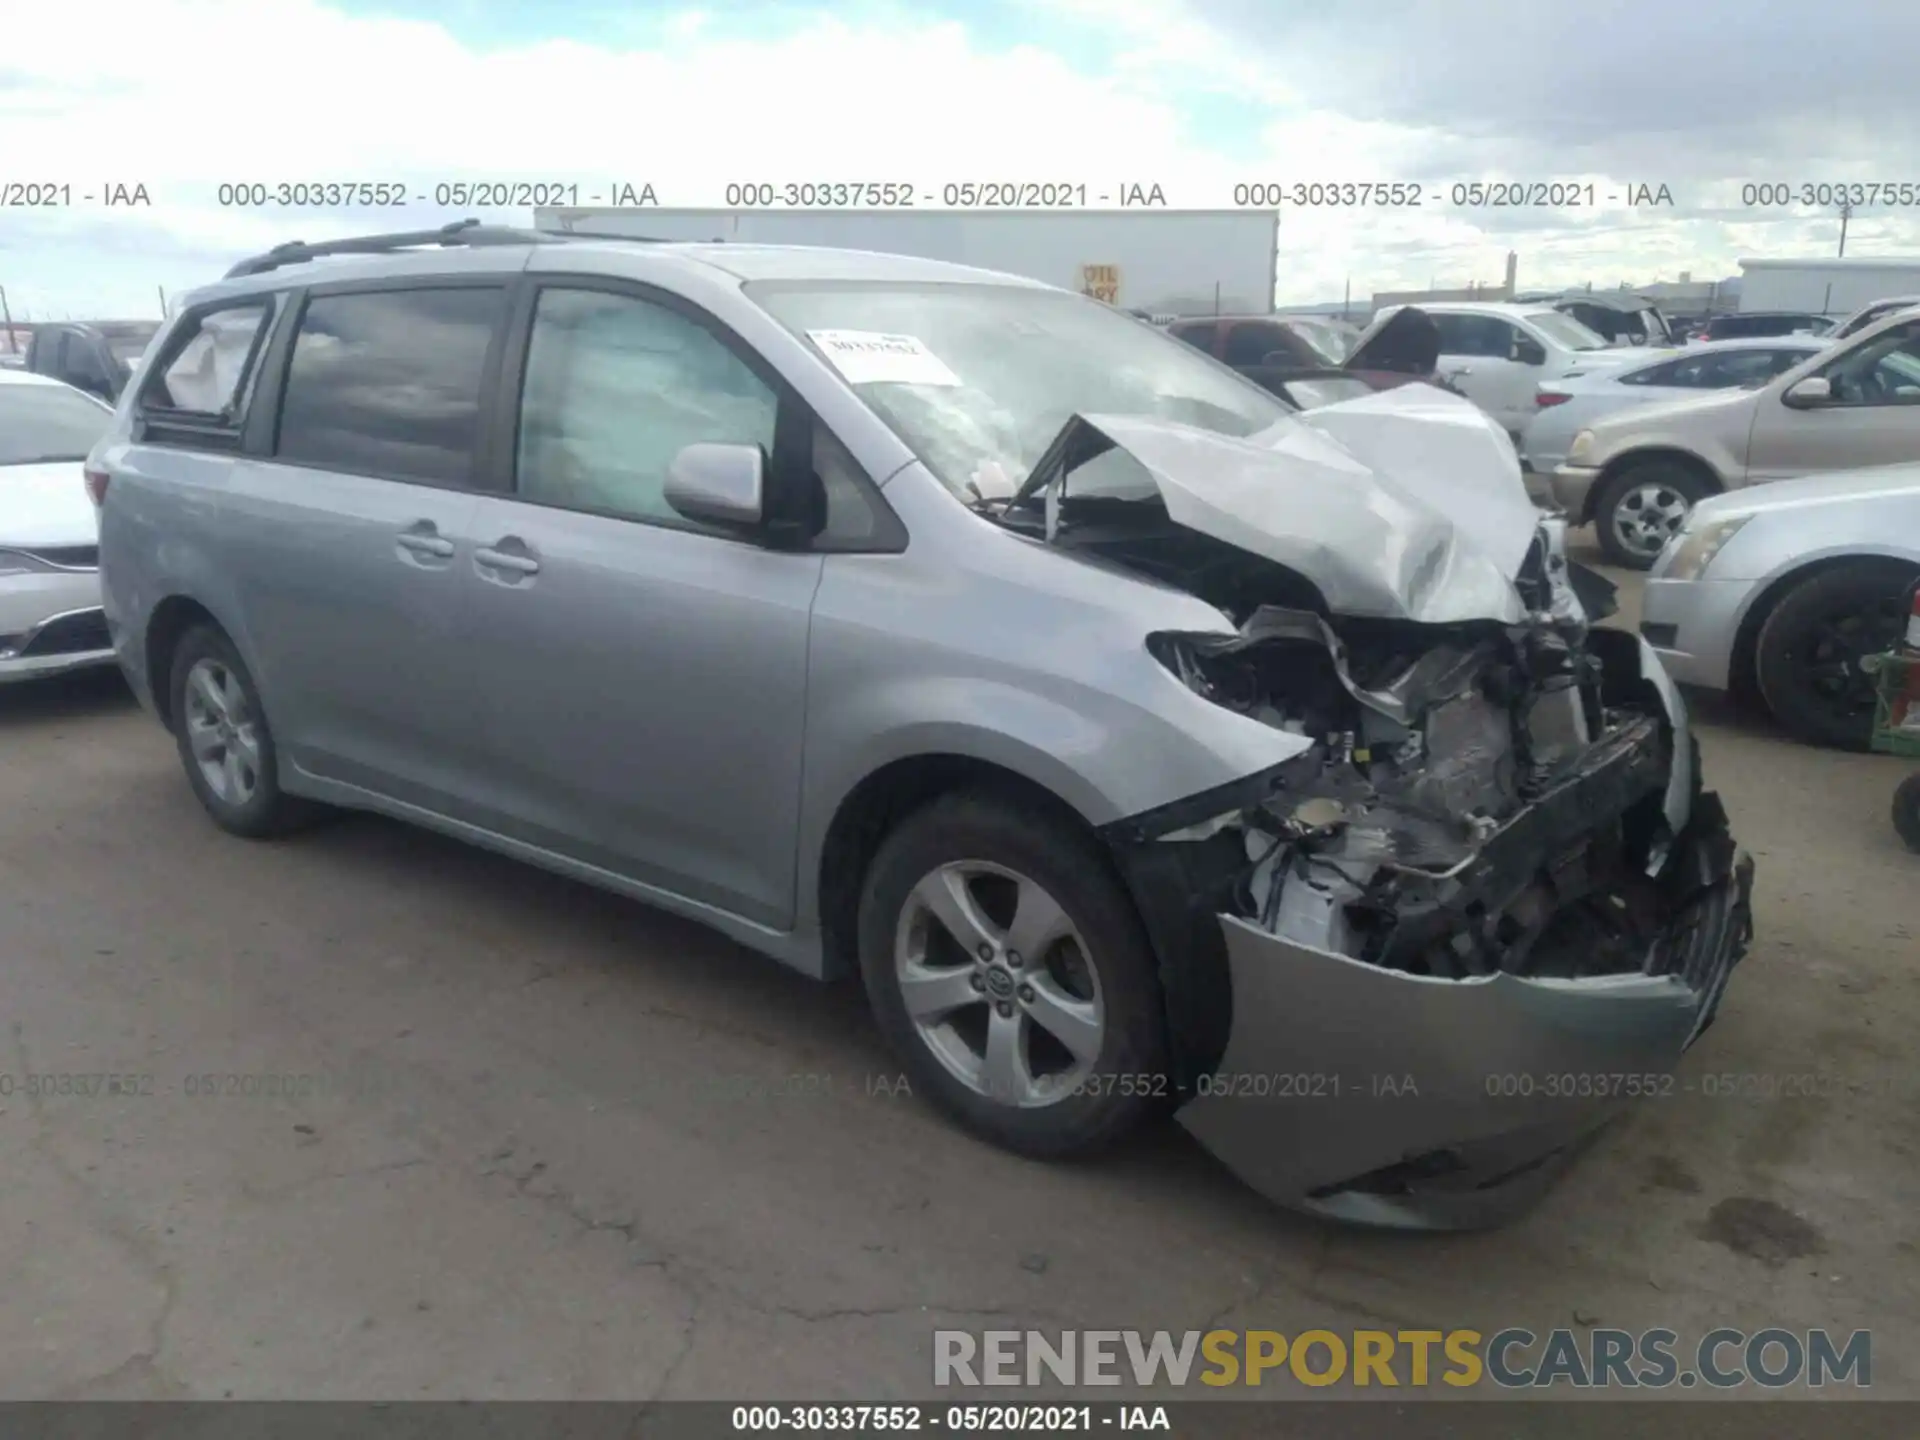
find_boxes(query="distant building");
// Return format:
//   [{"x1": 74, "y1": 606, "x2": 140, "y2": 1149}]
[{"x1": 1738, "y1": 256, "x2": 1920, "y2": 314}]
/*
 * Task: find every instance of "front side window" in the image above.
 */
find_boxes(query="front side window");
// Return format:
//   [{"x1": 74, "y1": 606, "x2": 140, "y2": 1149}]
[
  {"x1": 1699, "y1": 350, "x2": 1791, "y2": 387},
  {"x1": 515, "y1": 287, "x2": 778, "y2": 526},
  {"x1": 145, "y1": 303, "x2": 271, "y2": 417},
  {"x1": 746, "y1": 281, "x2": 1291, "y2": 502},
  {"x1": 1820, "y1": 321, "x2": 1920, "y2": 405},
  {"x1": 276, "y1": 287, "x2": 504, "y2": 485},
  {"x1": 0, "y1": 383, "x2": 113, "y2": 464}
]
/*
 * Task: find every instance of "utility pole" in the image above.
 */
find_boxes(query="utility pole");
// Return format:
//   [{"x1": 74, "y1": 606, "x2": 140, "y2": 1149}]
[
  {"x1": 1838, "y1": 200, "x2": 1854, "y2": 258},
  {"x1": 0, "y1": 284, "x2": 15, "y2": 355}
]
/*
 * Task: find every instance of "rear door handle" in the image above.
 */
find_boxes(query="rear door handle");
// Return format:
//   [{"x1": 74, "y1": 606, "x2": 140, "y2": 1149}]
[
  {"x1": 397, "y1": 533, "x2": 455, "y2": 559},
  {"x1": 474, "y1": 544, "x2": 540, "y2": 576}
]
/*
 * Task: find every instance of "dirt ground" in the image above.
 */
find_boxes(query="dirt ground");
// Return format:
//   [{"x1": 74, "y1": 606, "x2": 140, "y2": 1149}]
[{"x1": 1, "y1": 542, "x2": 1915, "y2": 1404}]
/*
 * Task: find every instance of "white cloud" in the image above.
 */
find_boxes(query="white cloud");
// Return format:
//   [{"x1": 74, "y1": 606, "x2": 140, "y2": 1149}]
[{"x1": 1, "y1": 0, "x2": 1914, "y2": 316}]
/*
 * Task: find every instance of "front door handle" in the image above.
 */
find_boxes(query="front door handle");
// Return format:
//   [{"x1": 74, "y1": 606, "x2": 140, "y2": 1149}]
[{"x1": 475, "y1": 544, "x2": 540, "y2": 576}]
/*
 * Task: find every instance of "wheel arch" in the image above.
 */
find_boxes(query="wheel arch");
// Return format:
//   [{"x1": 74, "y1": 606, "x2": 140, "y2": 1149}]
[
  {"x1": 1730, "y1": 550, "x2": 1920, "y2": 700},
  {"x1": 814, "y1": 751, "x2": 1113, "y2": 983},
  {"x1": 144, "y1": 594, "x2": 226, "y2": 732}
]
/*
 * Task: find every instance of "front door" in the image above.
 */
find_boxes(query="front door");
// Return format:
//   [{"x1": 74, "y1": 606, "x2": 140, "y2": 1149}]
[
  {"x1": 453, "y1": 282, "x2": 821, "y2": 928},
  {"x1": 1432, "y1": 314, "x2": 1530, "y2": 429},
  {"x1": 1746, "y1": 318, "x2": 1920, "y2": 484}
]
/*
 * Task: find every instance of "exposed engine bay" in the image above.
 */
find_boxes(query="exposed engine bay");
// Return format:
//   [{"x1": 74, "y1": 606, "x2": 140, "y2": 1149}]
[
  {"x1": 999, "y1": 407, "x2": 1701, "y2": 989},
  {"x1": 1140, "y1": 559, "x2": 1691, "y2": 985}
]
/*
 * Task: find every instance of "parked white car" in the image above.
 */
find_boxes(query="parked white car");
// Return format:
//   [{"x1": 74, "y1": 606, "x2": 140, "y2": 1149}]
[
  {"x1": 1366, "y1": 302, "x2": 1617, "y2": 441},
  {"x1": 1641, "y1": 466, "x2": 1920, "y2": 749},
  {"x1": 1522, "y1": 337, "x2": 1827, "y2": 472},
  {"x1": 1829, "y1": 296, "x2": 1920, "y2": 342},
  {"x1": 0, "y1": 369, "x2": 117, "y2": 682},
  {"x1": 1549, "y1": 308, "x2": 1920, "y2": 567}
]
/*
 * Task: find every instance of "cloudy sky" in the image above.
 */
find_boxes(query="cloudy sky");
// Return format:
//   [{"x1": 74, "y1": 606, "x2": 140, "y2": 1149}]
[{"x1": 3, "y1": 0, "x2": 1917, "y2": 318}]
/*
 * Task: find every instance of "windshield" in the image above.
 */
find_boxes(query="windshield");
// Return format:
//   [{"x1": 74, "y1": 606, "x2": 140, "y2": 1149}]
[
  {"x1": 746, "y1": 282, "x2": 1294, "y2": 500},
  {"x1": 0, "y1": 383, "x2": 113, "y2": 464},
  {"x1": 1524, "y1": 310, "x2": 1610, "y2": 351}
]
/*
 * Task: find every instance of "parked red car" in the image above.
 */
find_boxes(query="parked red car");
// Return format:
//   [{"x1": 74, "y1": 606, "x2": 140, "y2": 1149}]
[{"x1": 1166, "y1": 309, "x2": 1447, "y2": 408}]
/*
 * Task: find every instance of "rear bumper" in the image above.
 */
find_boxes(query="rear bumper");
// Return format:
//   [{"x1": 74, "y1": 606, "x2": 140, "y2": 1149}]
[{"x1": 1176, "y1": 810, "x2": 1752, "y2": 1229}]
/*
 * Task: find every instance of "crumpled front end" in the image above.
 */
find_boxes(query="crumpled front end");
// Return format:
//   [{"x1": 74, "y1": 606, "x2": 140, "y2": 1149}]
[{"x1": 1102, "y1": 526, "x2": 1755, "y2": 1230}]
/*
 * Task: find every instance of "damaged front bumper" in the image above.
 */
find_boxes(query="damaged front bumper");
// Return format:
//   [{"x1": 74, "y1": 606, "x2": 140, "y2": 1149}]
[
  {"x1": 1104, "y1": 636, "x2": 1755, "y2": 1231},
  {"x1": 1177, "y1": 797, "x2": 1751, "y2": 1230}
]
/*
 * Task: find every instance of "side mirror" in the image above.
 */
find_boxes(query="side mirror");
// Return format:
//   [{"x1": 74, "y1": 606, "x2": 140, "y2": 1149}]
[
  {"x1": 1513, "y1": 338, "x2": 1547, "y2": 366},
  {"x1": 665, "y1": 442, "x2": 766, "y2": 529},
  {"x1": 1783, "y1": 376, "x2": 1833, "y2": 408}
]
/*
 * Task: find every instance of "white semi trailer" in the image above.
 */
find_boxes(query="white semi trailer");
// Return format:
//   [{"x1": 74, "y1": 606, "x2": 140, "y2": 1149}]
[{"x1": 530, "y1": 207, "x2": 1280, "y2": 317}]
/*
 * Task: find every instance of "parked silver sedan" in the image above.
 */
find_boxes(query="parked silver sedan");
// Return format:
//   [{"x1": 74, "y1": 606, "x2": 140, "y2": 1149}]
[
  {"x1": 1550, "y1": 309, "x2": 1920, "y2": 569},
  {"x1": 1641, "y1": 466, "x2": 1920, "y2": 748},
  {"x1": 1521, "y1": 337, "x2": 1825, "y2": 473},
  {"x1": 1, "y1": 369, "x2": 116, "y2": 682}
]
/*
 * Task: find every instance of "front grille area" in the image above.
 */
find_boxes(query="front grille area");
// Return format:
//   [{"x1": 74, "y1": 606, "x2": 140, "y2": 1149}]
[{"x1": 17, "y1": 608, "x2": 111, "y2": 657}]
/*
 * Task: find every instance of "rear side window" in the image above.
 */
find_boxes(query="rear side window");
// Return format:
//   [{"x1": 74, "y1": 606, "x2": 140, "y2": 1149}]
[
  {"x1": 276, "y1": 287, "x2": 505, "y2": 486},
  {"x1": 1225, "y1": 322, "x2": 1297, "y2": 367},
  {"x1": 143, "y1": 303, "x2": 272, "y2": 417},
  {"x1": 1618, "y1": 358, "x2": 1683, "y2": 386},
  {"x1": 1167, "y1": 321, "x2": 1217, "y2": 353}
]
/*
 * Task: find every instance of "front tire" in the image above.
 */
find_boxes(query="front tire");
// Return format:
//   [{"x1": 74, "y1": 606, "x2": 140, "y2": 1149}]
[
  {"x1": 1593, "y1": 460, "x2": 1710, "y2": 569},
  {"x1": 168, "y1": 624, "x2": 316, "y2": 837},
  {"x1": 1754, "y1": 560, "x2": 1918, "y2": 750},
  {"x1": 857, "y1": 792, "x2": 1169, "y2": 1160}
]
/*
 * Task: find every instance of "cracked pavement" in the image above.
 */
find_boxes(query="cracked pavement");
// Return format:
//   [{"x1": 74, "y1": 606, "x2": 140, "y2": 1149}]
[{"x1": 2, "y1": 555, "x2": 1917, "y2": 1400}]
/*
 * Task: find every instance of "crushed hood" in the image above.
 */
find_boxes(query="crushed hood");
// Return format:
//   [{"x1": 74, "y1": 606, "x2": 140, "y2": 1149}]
[{"x1": 1037, "y1": 385, "x2": 1542, "y2": 625}]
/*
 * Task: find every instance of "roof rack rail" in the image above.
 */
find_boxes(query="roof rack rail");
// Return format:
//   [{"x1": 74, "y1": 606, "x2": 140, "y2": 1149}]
[
  {"x1": 548, "y1": 226, "x2": 692, "y2": 244},
  {"x1": 223, "y1": 217, "x2": 551, "y2": 279}
]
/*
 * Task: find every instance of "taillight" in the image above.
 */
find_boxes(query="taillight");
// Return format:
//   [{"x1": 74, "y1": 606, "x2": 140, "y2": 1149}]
[
  {"x1": 84, "y1": 467, "x2": 111, "y2": 507},
  {"x1": 1536, "y1": 391, "x2": 1572, "y2": 407}
]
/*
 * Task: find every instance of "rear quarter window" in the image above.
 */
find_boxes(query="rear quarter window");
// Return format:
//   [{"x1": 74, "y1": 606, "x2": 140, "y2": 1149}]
[{"x1": 142, "y1": 302, "x2": 274, "y2": 418}]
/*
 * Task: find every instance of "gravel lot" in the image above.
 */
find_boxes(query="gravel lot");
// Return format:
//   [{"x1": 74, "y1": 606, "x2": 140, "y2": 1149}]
[{"x1": 2, "y1": 542, "x2": 1917, "y2": 1403}]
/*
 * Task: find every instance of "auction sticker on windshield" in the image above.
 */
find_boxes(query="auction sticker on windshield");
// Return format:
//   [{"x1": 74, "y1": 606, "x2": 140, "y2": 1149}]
[{"x1": 806, "y1": 330, "x2": 962, "y2": 386}]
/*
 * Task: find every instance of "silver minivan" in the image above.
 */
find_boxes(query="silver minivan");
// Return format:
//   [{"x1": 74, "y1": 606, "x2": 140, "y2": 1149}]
[{"x1": 93, "y1": 222, "x2": 1754, "y2": 1229}]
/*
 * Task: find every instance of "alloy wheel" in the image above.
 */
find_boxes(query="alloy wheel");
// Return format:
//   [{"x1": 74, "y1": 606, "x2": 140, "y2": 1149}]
[
  {"x1": 183, "y1": 656, "x2": 262, "y2": 806},
  {"x1": 893, "y1": 860, "x2": 1105, "y2": 1109},
  {"x1": 1611, "y1": 480, "x2": 1694, "y2": 561}
]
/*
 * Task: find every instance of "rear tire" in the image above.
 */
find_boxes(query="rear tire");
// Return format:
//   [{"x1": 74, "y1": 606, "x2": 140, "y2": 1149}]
[
  {"x1": 1754, "y1": 561, "x2": 1918, "y2": 751},
  {"x1": 168, "y1": 625, "x2": 317, "y2": 838},
  {"x1": 1593, "y1": 460, "x2": 1710, "y2": 569},
  {"x1": 857, "y1": 791, "x2": 1169, "y2": 1160}
]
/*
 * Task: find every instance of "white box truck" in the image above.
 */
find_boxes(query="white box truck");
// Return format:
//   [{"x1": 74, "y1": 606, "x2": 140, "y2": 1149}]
[
  {"x1": 1737, "y1": 257, "x2": 1920, "y2": 316},
  {"x1": 530, "y1": 208, "x2": 1280, "y2": 317}
]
